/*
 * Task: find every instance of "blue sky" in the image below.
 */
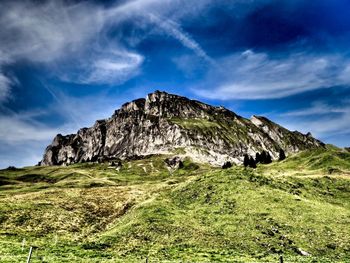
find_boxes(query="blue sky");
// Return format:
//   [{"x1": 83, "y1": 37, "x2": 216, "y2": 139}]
[{"x1": 1, "y1": 0, "x2": 350, "y2": 168}]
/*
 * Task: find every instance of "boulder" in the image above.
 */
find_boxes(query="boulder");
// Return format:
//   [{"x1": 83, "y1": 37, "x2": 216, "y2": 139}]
[
  {"x1": 296, "y1": 248, "x2": 311, "y2": 256},
  {"x1": 110, "y1": 160, "x2": 122, "y2": 168},
  {"x1": 164, "y1": 156, "x2": 183, "y2": 170}
]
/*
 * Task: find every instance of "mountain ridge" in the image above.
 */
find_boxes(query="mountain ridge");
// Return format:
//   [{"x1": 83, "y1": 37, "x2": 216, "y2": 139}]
[{"x1": 40, "y1": 91, "x2": 324, "y2": 166}]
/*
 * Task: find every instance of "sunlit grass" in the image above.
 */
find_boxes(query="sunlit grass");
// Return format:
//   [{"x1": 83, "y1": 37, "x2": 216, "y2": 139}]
[{"x1": 0, "y1": 149, "x2": 349, "y2": 262}]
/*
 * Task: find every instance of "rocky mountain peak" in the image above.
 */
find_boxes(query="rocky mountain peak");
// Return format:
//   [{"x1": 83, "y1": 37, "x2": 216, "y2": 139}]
[
  {"x1": 120, "y1": 98, "x2": 146, "y2": 112},
  {"x1": 144, "y1": 90, "x2": 210, "y2": 118},
  {"x1": 40, "y1": 91, "x2": 324, "y2": 166}
]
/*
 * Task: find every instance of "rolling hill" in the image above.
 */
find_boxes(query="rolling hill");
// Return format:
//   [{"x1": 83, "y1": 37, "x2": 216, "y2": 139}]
[{"x1": 0, "y1": 146, "x2": 349, "y2": 262}]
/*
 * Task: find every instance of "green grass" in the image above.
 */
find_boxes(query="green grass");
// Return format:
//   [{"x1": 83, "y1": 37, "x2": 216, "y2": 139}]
[
  {"x1": 169, "y1": 117, "x2": 222, "y2": 129},
  {"x1": 0, "y1": 149, "x2": 349, "y2": 262},
  {"x1": 262, "y1": 145, "x2": 350, "y2": 176},
  {"x1": 168, "y1": 117, "x2": 252, "y2": 146}
]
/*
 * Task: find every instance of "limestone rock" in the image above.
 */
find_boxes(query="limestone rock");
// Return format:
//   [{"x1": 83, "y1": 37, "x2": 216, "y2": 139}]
[
  {"x1": 296, "y1": 248, "x2": 311, "y2": 256},
  {"x1": 40, "y1": 91, "x2": 325, "y2": 166}
]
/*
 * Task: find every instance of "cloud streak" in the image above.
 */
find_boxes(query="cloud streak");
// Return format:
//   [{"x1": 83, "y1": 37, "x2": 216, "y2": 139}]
[
  {"x1": 148, "y1": 14, "x2": 214, "y2": 64},
  {"x1": 283, "y1": 102, "x2": 348, "y2": 117},
  {"x1": 0, "y1": 0, "x2": 215, "y2": 90},
  {"x1": 0, "y1": 72, "x2": 13, "y2": 102},
  {"x1": 84, "y1": 52, "x2": 144, "y2": 85},
  {"x1": 0, "y1": 90, "x2": 126, "y2": 167},
  {"x1": 270, "y1": 100, "x2": 350, "y2": 146},
  {"x1": 195, "y1": 50, "x2": 350, "y2": 100}
]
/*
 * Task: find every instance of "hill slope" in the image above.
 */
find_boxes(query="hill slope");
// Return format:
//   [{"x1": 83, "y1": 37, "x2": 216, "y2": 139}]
[
  {"x1": 1, "y1": 147, "x2": 350, "y2": 262},
  {"x1": 40, "y1": 91, "x2": 324, "y2": 166}
]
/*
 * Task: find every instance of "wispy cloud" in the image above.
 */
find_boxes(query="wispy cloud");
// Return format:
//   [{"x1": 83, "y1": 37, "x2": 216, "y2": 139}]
[
  {"x1": 77, "y1": 51, "x2": 144, "y2": 85},
  {"x1": 0, "y1": 114, "x2": 58, "y2": 143},
  {"x1": 272, "y1": 100, "x2": 350, "y2": 146},
  {"x1": 47, "y1": 91, "x2": 124, "y2": 129},
  {"x1": 147, "y1": 14, "x2": 214, "y2": 64},
  {"x1": 106, "y1": 1, "x2": 214, "y2": 63},
  {"x1": 0, "y1": 0, "x2": 215, "y2": 90},
  {"x1": 0, "y1": 90, "x2": 127, "y2": 168},
  {"x1": 0, "y1": 0, "x2": 104, "y2": 63},
  {"x1": 0, "y1": 141, "x2": 48, "y2": 168},
  {"x1": 0, "y1": 0, "x2": 145, "y2": 88},
  {"x1": 283, "y1": 102, "x2": 348, "y2": 117},
  {"x1": 0, "y1": 0, "x2": 218, "y2": 167},
  {"x1": 0, "y1": 78, "x2": 126, "y2": 148},
  {"x1": 194, "y1": 50, "x2": 350, "y2": 100},
  {"x1": 0, "y1": 72, "x2": 13, "y2": 102},
  {"x1": 0, "y1": 51, "x2": 15, "y2": 101},
  {"x1": 0, "y1": 103, "x2": 63, "y2": 167}
]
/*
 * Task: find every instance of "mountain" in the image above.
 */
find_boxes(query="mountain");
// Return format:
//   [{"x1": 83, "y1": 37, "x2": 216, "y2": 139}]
[
  {"x1": 40, "y1": 91, "x2": 324, "y2": 166},
  {"x1": 2, "y1": 91, "x2": 350, "y2": 262}
]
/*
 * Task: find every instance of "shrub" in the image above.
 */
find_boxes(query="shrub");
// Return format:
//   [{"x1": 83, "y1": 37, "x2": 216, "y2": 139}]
[
  {"x1": 249, "y1": 156, "x2": 257, "y2": 168},
  {"x1": 260, "y1": 150, "x2": 272, "y2": 164},
  {"x1": 222, "y1": 161, "x2": 232, "y2": 169},
  {"x1": 255, "y1": 152, "x2": 261, "y2": 163},
  {"x1": 243, "y1": 154, "x2": 250, "y2": 167},
  {"x1": 279, "y1": 149, "x2": 286, "y2": 161}
]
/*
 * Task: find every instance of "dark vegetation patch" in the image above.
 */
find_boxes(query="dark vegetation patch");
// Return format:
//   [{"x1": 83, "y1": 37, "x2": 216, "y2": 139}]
[
  {"x1": 16, "y1": 174, "x2": 58, "y2": 184},
  {"x1": 0, "y1": 175, "x2": 15, "y2": 186}
]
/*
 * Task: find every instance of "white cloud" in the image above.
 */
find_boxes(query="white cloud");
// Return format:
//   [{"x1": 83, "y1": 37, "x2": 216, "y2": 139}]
[
  {"x1": 0, "y1": 114, "x2": 58, "y2": 143},
  {"x1": 49, "y1": 91, "x2": 124, "y2": 129},
  {"x1": 79, "y1": 51, "x2": 144, "y2": 85},
  {"x1": 0, "y1": 141, "x2": 48, "y2": 168},
  {"x1": 0, "y1": 0, "x2": 215, "y2": 89},
  {"x1": 0, "y1": 1, "x2": 104, "y2": 63},
  {"x1": 270, "y1": 101, "x2": 350, "y2": 146},
  {"x1": 0, "y1": 90, "x2": 127, "y2": 168},
  {"x1": 283, "y1": 102, "x2": 348, "y2": 117},
  {"x1": 0, "y1": 106, "x2": 56, "y2": 168},
  {"x1": 105, "y1": 0, "x2": 214, "y2": 23},
  {"x1": 0, "y1": 0, "x2": 145, "y2": 88},
  {"x1": 0, "y1": 85, "x2": 126, "y2": 144},
  {"x1": 194, "y1": 50, "x2": 350, "y2": 100}
]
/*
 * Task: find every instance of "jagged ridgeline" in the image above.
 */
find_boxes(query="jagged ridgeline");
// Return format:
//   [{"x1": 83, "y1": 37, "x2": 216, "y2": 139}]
[{"x1": 40, "y1": 91, "x2": 324, "y2": 166}]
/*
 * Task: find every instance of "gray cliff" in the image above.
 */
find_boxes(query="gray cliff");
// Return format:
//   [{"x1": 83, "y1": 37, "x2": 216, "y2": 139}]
[{"x1": 40, "y1": 91, "x2": 324, "y2": 166}]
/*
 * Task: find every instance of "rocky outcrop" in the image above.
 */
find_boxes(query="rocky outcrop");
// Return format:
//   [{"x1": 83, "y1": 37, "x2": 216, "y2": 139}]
[
  {"x1": 164, "y1": 156, "x2": 183, "y2": 170},
  {"x1": 250, "y1": 115, "x2": 323, "y2": 153},
  {"x1": 40, "y1": 91, "x2": 324, "y2": 166}
]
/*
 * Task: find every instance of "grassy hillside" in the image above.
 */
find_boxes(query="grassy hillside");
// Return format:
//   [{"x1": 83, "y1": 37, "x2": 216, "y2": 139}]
[{"x1": 0, "y1": 149, "x2": 349, "y2": 262}]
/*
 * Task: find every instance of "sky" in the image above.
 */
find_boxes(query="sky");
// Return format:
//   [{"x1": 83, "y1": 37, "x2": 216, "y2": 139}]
[{"x1": 1, "y1": 0, "x2": 350, "y2": 168}]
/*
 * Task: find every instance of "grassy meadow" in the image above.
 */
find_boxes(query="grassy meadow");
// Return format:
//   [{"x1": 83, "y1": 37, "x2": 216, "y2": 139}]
[{"x1": 0, "y1": 147, "x2": 349, "y2": 262}]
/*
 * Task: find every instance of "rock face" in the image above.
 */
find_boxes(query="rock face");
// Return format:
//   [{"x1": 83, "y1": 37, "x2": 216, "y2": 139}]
[{"x1": 40, "y1": 91, "x2": 324, "y2": 166}]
